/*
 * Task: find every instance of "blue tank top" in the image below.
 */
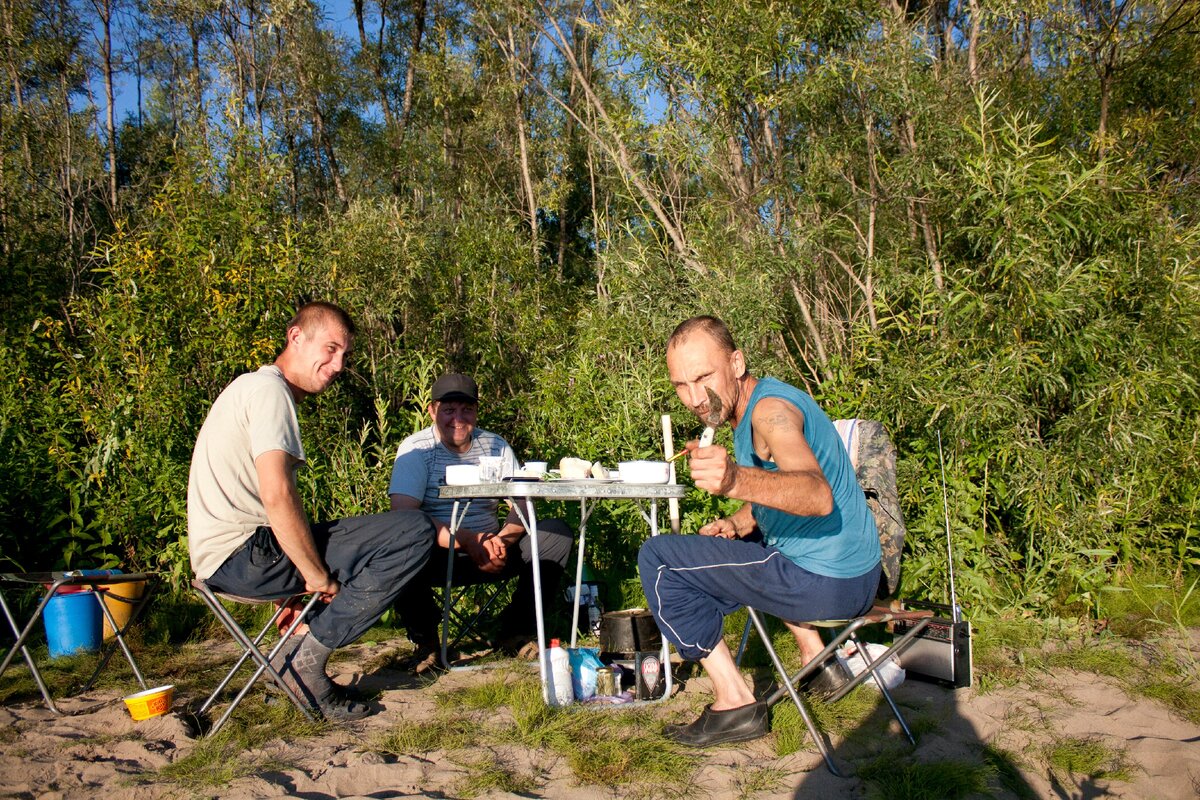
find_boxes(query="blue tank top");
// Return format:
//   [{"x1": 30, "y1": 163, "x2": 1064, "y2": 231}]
[{"x1": 733, "y1": 378, "x2": 880, "y2": 578}]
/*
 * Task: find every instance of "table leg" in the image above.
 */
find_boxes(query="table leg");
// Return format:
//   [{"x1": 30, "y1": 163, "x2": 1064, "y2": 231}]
[
  {"x1": 568, "y1": 498, "x2": 595, "y2": 649},
  {"x1": 81, "y1": 583, "x2": 150, "y2": 693},
  {"x1": 0, "y1": 587, "x2": 63, "y2": 714},
  {"x1": 515, "y1": 498, "x2": 549, "y2": 702},
  {"x1": 441, "y1": 500, "x2": 472, "y2": 670}
]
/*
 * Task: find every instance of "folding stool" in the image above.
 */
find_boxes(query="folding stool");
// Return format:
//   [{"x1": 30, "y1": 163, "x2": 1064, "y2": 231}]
[
  {"x1": 738, "y1": 604, "x2": 933, "y2": 776},
  {"x1": 191, "y1": 578, "x2": 324, "y2": 735}
]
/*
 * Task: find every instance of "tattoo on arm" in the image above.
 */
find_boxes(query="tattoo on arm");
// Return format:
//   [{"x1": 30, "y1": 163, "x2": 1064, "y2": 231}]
[{"x1": 762, "y1": 409, "x2": 797, "y2": 435}]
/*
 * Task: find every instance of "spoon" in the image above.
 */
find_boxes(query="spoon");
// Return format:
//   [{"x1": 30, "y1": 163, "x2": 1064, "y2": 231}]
[
  {"x1": 666, "y1": 388, "x2": 726, "y2": 464},
  {"x1": 698, "y1": 387, "x2": 723, "y2": 447}
]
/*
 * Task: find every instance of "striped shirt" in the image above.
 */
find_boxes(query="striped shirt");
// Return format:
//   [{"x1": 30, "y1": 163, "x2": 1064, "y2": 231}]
[{"x1": 388, "y1": 426, "x2": 519, "y2": 533}]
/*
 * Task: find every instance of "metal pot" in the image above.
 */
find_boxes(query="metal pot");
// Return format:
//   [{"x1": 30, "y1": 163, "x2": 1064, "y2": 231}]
[{"x1": 599, "y1": 608, "x2": 662, "y2": 654}]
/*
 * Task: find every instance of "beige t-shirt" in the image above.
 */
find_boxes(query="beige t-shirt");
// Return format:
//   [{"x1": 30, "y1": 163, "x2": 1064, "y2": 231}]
[{"x1": 187, "y1": 365, "x2": 305, "y2": 579}]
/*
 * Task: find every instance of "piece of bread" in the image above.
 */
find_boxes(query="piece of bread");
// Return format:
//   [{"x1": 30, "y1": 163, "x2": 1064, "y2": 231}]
[{"x1": 559, "y1": 457, "x2": 592, "y2": 479}]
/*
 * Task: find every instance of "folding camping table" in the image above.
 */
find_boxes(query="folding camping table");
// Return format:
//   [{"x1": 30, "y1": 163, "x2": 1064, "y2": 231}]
[
  {"x1": 438, "y1": 480, "x2": 686, "y2": 705},
  {"x1": 0, "y1": 571, "x2": 154, "y2": 713}
]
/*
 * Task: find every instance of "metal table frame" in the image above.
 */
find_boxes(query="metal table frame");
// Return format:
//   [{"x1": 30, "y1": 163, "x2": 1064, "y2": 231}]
[
  {"x1": 438, "y1": 480, "x2": 686, "y2": 705},
  {"x1": 0, "y1": 571, "x2": 153, "y2": 713}
]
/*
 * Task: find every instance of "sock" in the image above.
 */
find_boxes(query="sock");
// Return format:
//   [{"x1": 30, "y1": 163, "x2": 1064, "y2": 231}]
[{"x1": 273, "y1": 632, "x2": 336, "y2": 706}]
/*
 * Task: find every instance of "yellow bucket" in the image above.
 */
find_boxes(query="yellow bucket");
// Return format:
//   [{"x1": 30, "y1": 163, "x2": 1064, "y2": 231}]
[
  {"x1": 123, "y1": 685, "x2": 174, "y2": 721},
  {"x1": 100, "y1": 580, "x2": 146, "y2": 640}
]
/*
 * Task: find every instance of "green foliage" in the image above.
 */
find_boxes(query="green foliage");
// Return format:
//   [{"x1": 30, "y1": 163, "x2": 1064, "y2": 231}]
[{"x1": 3, "y1": 0, "x2": 1200, "y2": 628}]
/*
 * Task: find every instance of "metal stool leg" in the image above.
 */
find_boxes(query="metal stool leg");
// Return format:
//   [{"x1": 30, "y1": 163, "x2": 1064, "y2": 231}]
[
  {"x1": 192, "y1": 580, "x2": 322, "y2": 735},
  {"x1": 747, "y1": 608, "x2": 843, "y2": 777}
]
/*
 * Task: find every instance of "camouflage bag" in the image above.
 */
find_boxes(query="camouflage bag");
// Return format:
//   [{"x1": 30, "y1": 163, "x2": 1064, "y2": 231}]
[{"x1": 834, "y1": 419, "x2": 905, "y2": 598}]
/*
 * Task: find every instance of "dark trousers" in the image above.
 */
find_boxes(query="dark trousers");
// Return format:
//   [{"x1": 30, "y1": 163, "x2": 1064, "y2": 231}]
[
  {"x1": 208, "y1": 510, "x2": 435, "y2": 650},
  {"x1": 638, "y1": 533, "x2": 880, "y2": 661},
  {"x1": 396, "y1": 518, "x2": 573, "y2": 646}
]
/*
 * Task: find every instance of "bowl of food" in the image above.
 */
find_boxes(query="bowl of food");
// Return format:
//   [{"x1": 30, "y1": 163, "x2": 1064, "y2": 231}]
[
  {"x1": 618, "y1": 460, "x2": 670, "y2": 484},
  {"x1": 123, "y1": 684, "x2": 175, "y2": 721},
  {"x1": 445, "y1": 464, "x2": 481, "y2": 485}
]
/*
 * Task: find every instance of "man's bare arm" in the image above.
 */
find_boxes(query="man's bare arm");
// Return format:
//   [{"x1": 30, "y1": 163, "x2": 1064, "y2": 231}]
[
  {"x1": 688, "y1": 397, "x2": 833, "y2": 517},
  {"x1": 256, "y1": 449, "x2": 338, "y2": 596}
]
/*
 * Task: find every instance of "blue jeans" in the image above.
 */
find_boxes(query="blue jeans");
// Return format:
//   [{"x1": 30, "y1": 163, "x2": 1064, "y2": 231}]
[
  {"x1": 208, "y1": 510, "x2": 434, "y2": 649},
  {"x1": 638, "y1": 534, "x2": 880, "y2": 661}
]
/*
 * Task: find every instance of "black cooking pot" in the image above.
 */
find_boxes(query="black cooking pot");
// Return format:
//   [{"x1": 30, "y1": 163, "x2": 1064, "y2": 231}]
[{"x1": 599, "y1": 608, "x2": 662, "y2": 653}]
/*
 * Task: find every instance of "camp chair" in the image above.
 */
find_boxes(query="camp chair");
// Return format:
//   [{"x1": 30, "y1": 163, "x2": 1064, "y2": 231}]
[
  {"x1": 739, "y1": 604, "x2": 933, "y2": 775},
  {"x1": 438, "y1": 577, "x2": 511, "y2": 659},
  {"x1": 734, "y1": 419, "x2": 932, "y2": 775},
  {"x1": 191, "y1": 578, "x2": 324, "y2": 735},
  {"x1": 434, "y1": 544, "x2": 522, "y2": 669}
]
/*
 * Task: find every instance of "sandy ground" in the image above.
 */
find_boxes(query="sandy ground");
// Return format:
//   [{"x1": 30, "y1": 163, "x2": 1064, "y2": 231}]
[{"x1": 2, "y1": 635, "x2": 1199, "y2": 800}]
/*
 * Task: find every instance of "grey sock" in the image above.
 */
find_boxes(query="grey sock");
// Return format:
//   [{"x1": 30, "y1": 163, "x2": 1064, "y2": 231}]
[{"x1": 278, "y1": 632, "x2": 336, "y2": 705}]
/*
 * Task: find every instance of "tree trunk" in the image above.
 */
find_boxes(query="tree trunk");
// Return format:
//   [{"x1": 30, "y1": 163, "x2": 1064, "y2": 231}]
[
  {"x1": 1, "y1": 0, "x2": 32, "y2": 172},
  {"x1": 966, "y1": 0, "x2": 980, "y2": 86},
  {"x1": 398, "y1": 0, "x2": 426, "y2": 136},
  {"x1": 92, "y1": 0, "x2": 118, "y2": 212},
  {"x1": 528, "y1": 0, "x2": 701, "y2": 272},
  {"x1": 506, "y1": 24, "x2": 539, "y2": 260}
]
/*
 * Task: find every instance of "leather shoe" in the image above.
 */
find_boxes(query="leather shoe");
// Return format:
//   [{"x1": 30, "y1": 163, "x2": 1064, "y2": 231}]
[
  {"x1": 663, "y1": 701, "x2": 769, "y2": 747},
  {"x1": 799, "y1": 659, "x2": 851, "y2": 698}
]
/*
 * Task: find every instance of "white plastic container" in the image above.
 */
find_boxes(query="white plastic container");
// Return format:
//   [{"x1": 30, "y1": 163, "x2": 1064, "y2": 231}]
[
  {"x1": 617, "y1": 460, "x2": 670, "y2": 484},
  {"x1": 545, "y1": 638, "x2": 575, "y2": 706},
  {"x1": 445, "y1": 464, "x2": 480, "y2": 485}
]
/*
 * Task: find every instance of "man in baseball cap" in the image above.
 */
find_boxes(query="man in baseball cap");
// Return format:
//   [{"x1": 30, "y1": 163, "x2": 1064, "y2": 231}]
[{"x1": 388, "y1": 373, "x2": 573, "y2": 671}]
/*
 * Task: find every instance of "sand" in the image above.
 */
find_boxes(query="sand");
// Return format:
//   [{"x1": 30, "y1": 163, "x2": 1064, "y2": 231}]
[{"x1": 2, "y1": 635, "x2": 1198, "y2": 799}]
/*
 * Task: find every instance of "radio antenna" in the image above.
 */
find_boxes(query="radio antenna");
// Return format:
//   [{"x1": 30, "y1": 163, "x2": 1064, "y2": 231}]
[{"x1": 937, "y1": 431, "x2": 962, "y2": 624}]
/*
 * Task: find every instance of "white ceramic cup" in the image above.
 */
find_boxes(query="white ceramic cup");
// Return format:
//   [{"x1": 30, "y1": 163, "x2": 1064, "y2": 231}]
[
  {"x1": 523, "y1": 461, "x2": 548, "y2": 475},
  {"x1": 478, "y1": 456, "x2": 504, "y2": 483}
]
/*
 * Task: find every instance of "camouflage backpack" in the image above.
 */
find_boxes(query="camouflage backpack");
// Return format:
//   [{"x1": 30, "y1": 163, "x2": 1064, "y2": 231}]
[{"x1": 834, "y1": 419, "x2": 905, "y2": 597}]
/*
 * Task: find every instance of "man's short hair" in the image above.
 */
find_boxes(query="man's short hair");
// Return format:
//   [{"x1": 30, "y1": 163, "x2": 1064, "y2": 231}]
[
  {"x1": 288, "y1": 301, "x2": 356, "y2": 338},
  {"x1": 668, "y1": 315, "x2": 737, "y2": 354}
]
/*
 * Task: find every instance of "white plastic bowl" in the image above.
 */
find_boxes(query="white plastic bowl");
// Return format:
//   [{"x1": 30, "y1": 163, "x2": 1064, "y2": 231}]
[
  {"x1": 445, "y1": 464, "x2": 481, "y2": 485},
  {"x1": 618, "y1": 460, "x2": 670, "y2": 484}
]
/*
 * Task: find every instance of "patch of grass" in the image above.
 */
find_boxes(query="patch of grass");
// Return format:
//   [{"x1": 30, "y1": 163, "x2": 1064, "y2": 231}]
[
  {"x1": 733, "y1": 763, "x2": 787, "y2": 799},
  {"x1": 436, "y1": 672, "x2": 532, "y2": 712},
  {"x1": 152, "y1": 733, "x2": 290, "y2": 786},
  {"x1": 1099, "y1": 572, "x2": 1200, "y2": 635},
  {"x1": 567, "y1": 727, "x2": 696, "y2": 788},
  {"x1": 970, "y1": 615, "x2": 1050, "y2": 691},
  {"x1": 1043, "y1": 736, "x2": 1134, "y2": 783},
  {"x1": 1135, "y1": 678, "x2": 1200, "y2": 725},
  {"x1": 472, "y1": 677, "x2": 697, "y2": 792},
  {"x1": 372, "y1": 714, "x2": 481, "y2": 754},
  {"x1": 981, "y1": 743, "x2": 1038, "y2": 800},
  {"x1": 0, "y1": 649, "x2": 102, "y2": 704},
  {"x1": 454, "y1": 752, "x2": 539, "y2": 798},
  {"x1": 858, "y1": 758, "x2": 989, "y2": 800},
  {"x1": 145, "y1": 694, "x2": 326, "y2": 787},
  {"x1": 1034, "y1": 642, "x2": 1140, "y2": 680},
  {"x1": 770, "y1": 686, "x2": 879, "y2": 756}
]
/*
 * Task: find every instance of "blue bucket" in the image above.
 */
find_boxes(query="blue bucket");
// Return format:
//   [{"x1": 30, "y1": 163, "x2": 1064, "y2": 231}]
[{"x1": 43, "y1": 591, "x2": 103, "y2": 658}]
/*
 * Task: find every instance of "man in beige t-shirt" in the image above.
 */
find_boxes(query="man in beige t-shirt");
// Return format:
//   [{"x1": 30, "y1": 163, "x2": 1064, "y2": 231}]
[{"x1": 188, "y1": 301, "x2": 434, "y2": 721}]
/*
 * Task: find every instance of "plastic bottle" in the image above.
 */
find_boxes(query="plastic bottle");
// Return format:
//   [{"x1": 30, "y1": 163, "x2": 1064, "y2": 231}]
[{"x1": 545, "y1": 638, "x2": 575, "y2": 706}]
